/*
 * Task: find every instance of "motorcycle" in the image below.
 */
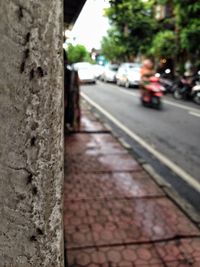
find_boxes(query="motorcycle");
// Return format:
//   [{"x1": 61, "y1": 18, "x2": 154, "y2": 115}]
[
  {"x1": 191, "y1": 81, "x2": 200, "y2": 105},
  {"x1": 155, "y1": 69, "x2": 175, "y2": 94},
  {"x1": 140, "y1": 76, "x2": 165, "y2": 109},
  {"x1": 173, "y1": 71, "x2": 200, "y2": 103}
]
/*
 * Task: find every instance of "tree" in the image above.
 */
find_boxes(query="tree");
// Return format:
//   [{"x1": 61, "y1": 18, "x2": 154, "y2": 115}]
[
  {"x1": 101, "y1": 27, "x2": 127, "y2": 62},
  {"x1": 66, "y1": 44, "x2": 91, "y2": 64},
  {"x1": 104, "y1": 0, "x2": 200, "y2": 70},
  {"x1": 149, "y1": 0, "x2": 200, "y2": 70},
  {"x1": 173, "y1": 0, "x2": 200, "y2": 69},
  {"x1": 104, "y1": 0, "x2": 157, "y2": 60},
  {"x1": 149, "y1": 30, "x2": 176, "y2": 58},
  {"x1": 180, "y1": 19, "x2": 200, "y2": 54}
]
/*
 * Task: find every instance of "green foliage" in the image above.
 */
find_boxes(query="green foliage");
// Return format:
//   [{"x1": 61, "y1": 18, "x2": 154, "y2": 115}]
[
  {"x1": 150, "y1": 30, "x2": 176, "y2": 58},
  {"x1": 157, "y1": 0, "x2": 168, "y2": 4},
  {"x1": 66, "y1": 44, "x2": 91, "y2": 64},
  {"x1": 174, "y1": 1, "x2": 200, "y2": 57},
  {"x1": 104, "y1": 0, "x2": 157, "y2": 59},
  {"x1": 103, "y1": 0, "x2": 199, "y2": 68},
  {"x1": 101, "y1": 27, "x2": 127, "y2": 61},
  {"x1": 180, "y1": 19, "x2": 200, "y2": 53}
]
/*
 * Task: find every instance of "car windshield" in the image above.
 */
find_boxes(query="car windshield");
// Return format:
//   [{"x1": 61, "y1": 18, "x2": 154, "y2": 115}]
[
  {"x1": 128, "y1": 67, "x2": 140, "y2": 73},
  {"x1": 73, "y1": 62, "x2": 92, "y2": 70},
  {"x1": 110, "y1": 66, "x2": 118, "y2": 71},
  {"x1": 128, "y1": 64, "x2": 141, "y2": 69}
]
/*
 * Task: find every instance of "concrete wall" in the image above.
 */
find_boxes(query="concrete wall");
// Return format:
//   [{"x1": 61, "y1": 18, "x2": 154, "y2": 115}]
[{"x1": 0, "y1": 1, "x2": 64, "y2": 266}]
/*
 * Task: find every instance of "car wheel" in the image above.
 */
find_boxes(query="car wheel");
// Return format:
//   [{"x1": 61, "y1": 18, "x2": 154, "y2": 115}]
[
  {"x1": 125, "y1": 80, "x2": 130, "y2": 88},
  {"x1": 116, "y1": 79, "x2": 121, "y2": 86}
]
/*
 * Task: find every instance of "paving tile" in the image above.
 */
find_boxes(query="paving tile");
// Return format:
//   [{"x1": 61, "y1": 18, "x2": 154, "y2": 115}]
[
  {"x1": 80, "y1": 112, "x2": 96, "y2": 121},
  {"x1": 155, "y1": 238, "x2": 200, "y2": 267},
  {"x1": 64, "y1": 225, "x2": 94, "y2": 249},
  {"x1": 64, "y1": 200, "x2": 94, "y2": 249},
  {"x1": 67, "y1": 244, "x2": 164, "y2": 267},
  {"x1": 64, "y1": 171, "x2": 164, "y2": 201},
  {"x1": 85, "y1": 143, "x2": 127, "y2": 155},
  {"x1": 110, "y1": 172, "x2": 164, "y2": 198},
  {"x1": 65, "y1": 133, "x2": 127, "y2": 155},
  {"x1": 65, "y1": 153, "x2": 142, "y2": 174},
  {"x1": 81, "y1": 112, "x2": 97, "y2": 121},
  {"x1": 64, "y1": 198, "x2": 199, "y2": 249},
  {"x1": 86, "y1": 198, "x2": 200, "y2": 246},
  {"x1": 64, "y1": 103, "x2": 200, "y2": 267},
  {"x1": 65, "y1": 134, "x2": 98, "y2": 155},
  {"x1": 80, "y1": 116, "x2": 107, "y2": 132},
  {"x1": 98, "y1": 154, "x2": 141, "y2": 172},
  {"x1": 164, "y1": 263, "x2": 200, "y2": 267},
  {"x1": 89, "y1": 134, "x2": 126, "y2": 151}
]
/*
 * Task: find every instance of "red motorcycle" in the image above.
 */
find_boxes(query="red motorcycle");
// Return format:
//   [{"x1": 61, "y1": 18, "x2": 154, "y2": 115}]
[{"x1": 140, "y1": 76, "x2": 165, "y2": 109}]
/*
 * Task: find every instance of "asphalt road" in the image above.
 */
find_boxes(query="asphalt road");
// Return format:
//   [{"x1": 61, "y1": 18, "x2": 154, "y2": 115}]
[{"x1": 81, "y1": 80, "x2": 200, "y2": 212}]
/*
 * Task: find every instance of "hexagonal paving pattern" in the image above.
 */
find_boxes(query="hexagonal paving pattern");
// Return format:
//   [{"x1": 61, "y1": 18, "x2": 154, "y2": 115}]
[
  {"x1": 65, "y1": 102, "x2": 200, "y2": 267},
  {"x1": 66, "y1": 153, "x2": 142, "y2": 174},
  {"x1": 64, "y1": 200, "x2": 92, "y2": 249},
  {"x1": 67, "y1": 244, "x2": 165, "y2": 267},
  {"x1": 64, "y1": 171, "x2": 164, "y2": 200},
  {"x1": 67, "y1": 239, "x2": 200, "y2": 267},
  {"x1": 65, "y1": 133, "x2": 127, "y2": 156},
  {"x1": 64, "y1": 198, "x2": 200, "y2": 249},
  {"x1": 155, "y1": 238, "x2": 200, "y2": 267},
  {"x1": 87, "y1": 198, "x2": 199, "y2": 246}
]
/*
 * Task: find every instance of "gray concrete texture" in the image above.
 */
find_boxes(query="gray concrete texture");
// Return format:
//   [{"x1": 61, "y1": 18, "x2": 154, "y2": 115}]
[{"x1": 0, "y1": 1, "x2": 64, "y2": 266}]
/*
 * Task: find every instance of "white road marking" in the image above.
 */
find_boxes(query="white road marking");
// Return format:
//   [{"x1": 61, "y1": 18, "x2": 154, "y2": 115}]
[
  {"x1": 189, "y1": 111, "x2": 200, "y2": 118},
  {"x1": 81, "y1": 92, "x2": 200, "y2": 193},
  {"x1": 163, "y1": 99, "x2": 200, "y2": 113}
]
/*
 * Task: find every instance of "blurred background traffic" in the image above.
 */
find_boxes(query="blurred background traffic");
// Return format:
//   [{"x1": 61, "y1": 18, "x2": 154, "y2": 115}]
[{"x1": 64, "y1": 0, "x2": 200, "y2": 105}]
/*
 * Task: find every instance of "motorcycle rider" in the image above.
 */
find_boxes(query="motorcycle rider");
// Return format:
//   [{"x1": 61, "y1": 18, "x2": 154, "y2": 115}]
[
  {"x1": 140, "y1": 59, "x2": 155, "y2": 83},
  {"x1": 140, "y1": 59, "x2": 155, "y2": 101}
]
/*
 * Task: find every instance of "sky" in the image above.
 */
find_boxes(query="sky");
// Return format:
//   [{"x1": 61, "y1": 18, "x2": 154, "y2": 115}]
[{"x1": 68, "y1": 0, "x2": 110, "y2": 51}]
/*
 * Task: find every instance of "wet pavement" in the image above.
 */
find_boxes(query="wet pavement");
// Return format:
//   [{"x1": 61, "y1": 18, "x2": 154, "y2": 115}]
[{"x1": 64, "y1": 101, "x2": 200, "y2": 267}]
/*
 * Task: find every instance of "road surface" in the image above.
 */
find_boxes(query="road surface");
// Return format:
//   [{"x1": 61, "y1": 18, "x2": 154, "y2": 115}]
[{"x1": 81, "y1": 80, "x2": 200, "y2": 212}]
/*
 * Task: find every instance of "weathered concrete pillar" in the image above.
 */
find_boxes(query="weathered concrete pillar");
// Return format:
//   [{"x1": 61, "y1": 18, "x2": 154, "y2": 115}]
[{"x1": 0, "y1": 1, "x2": 64, "y2": 266}]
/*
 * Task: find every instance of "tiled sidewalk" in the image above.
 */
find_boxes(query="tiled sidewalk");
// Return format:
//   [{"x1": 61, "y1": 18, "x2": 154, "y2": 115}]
[{"x1": 64, "y1": 101, "x2": 200, "y2": 267}]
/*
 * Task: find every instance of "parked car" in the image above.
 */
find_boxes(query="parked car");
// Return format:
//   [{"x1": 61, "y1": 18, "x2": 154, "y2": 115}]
[
  {"x1": 116, "y1": 62, "x2": 142, "y2": 88},
  {"x1": 92, "y1": 64, "x2": 105, "y2": 79},
  {"x1": 72, "y1": 62, "x2": 96, "y2": 84},
  {"x1": 100, "y1": 64, "x2": 119, "y2": 83}
]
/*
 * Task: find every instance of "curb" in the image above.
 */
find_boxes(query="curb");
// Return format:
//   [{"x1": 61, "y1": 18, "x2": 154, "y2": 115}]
[
  {"x1": 82, "y1": 98, "x2": 200, "y2": 228},
  {"x1": 100, "y1": 119, "x2": 200, "y2": 228},
  {"x1": 142, "y1": 164, "x2": 200, "y2": 227}
]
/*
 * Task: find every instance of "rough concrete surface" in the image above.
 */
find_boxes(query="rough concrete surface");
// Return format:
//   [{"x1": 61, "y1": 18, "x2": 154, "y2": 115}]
[{"x1": 0, "y1": 1, "x2": 64, "y2": 266}]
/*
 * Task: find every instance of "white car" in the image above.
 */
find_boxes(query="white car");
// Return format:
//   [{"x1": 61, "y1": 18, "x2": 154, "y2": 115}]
[
  {"x1": 124, "y1": 67, "x2": 141, "y2": 88},
  {"x1": 73, "y1": 62, "x2": 96, "y2": 84},
  {"x1": 92, "y1": 64, "x2": 104, "y2": 79},
  {"x1": 100, "y1": 64, "x2": 119, "y2": 83},
  {"x1": 116, "y1": 63, "x2": 142, "y2": 88}
]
